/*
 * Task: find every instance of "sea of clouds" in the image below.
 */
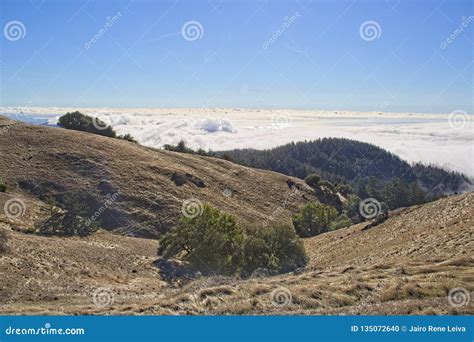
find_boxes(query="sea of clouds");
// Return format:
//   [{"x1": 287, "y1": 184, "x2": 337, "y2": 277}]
[{"x1": 2, "y1": 107, "x2": 473, "y2": 178}]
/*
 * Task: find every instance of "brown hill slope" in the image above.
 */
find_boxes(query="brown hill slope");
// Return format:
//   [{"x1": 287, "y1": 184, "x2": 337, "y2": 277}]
[
  {"x1": 1, "y1": 193, "x2": 472, "y2": 315},
  {"x1": 0, "y1": 116, "x2": 317, "y2": 238}
]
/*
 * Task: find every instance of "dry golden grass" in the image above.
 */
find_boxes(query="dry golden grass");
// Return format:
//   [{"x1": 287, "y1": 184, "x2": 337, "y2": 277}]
[
  {"x1": 0, "y1": 116, "x2": 316, "y2": 238},
  {"x1": 0, "y1": 193, "x2": 472, "y2": 315},
  {"x1": 0, "y1": 116, "x2": 473, "y2": 315}
]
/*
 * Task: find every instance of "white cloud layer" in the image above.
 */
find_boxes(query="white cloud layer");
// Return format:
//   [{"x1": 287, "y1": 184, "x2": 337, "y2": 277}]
[{"x1": 2, "y1": 107, "x2": 473, "y2": 178}]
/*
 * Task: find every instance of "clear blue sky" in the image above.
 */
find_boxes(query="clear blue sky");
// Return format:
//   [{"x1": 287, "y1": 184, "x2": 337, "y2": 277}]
[{"x1": 0, "y1": 0, "x2": 472, "y2": 113}]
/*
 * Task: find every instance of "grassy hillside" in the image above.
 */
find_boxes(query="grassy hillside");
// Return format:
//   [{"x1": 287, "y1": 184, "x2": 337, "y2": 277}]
[
  {"x1": 0, "y1": 193, "x2": 472, "y2": 315},
  {"x1": 0, "y1": 115, "x2": 472, "y2": 315},
  {"x1": 0, "y1": 116, "x2": 320, "y2": 238}
]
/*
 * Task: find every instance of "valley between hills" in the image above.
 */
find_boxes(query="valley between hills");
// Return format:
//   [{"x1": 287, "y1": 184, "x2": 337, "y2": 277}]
[{"x1": 0, "y1": 116, "x2": 472, "y2": 315}]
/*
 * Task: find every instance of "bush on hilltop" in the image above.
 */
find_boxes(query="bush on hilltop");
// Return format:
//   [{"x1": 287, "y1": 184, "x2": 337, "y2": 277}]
[
  {"x1": 58, "y1": 111, "x2": 116, "y2": 138},
  {"x1": 304, "y1": 173, "x2": 320, "y2": 188}
]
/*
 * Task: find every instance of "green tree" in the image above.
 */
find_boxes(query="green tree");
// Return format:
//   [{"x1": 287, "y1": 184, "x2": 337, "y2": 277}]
[
  {"x1": 342, "y1": 194, "x2": 362, "y2": 223},
  {"x1": 329, "y1": 213, "x2": 352, "y2": 230},
  {"x1": 365, "y1": 177, "x2": 382, "y2": 199},
  {"x1": 240, "y1": 224, "x2": 308, "y2": 276},
  {"x1": 158, "y1": 204, "x2": 243, "y2": 275},
  {"x1": 163, "y1": 140, "x2": 195, "y2": 154},
  {"x1": 408, "y1": 182, "x2": 426, "y2": 205},
  {"x1": 58, "y1": 111, "x2": 116, "y2": 138},
  {"x1": 292, "y1": 202, "x2": 338, "y2": 237},
  {"x1": 304, "y1": 173, "x2": 320, "y2": 188},
  {"x1": 382, "y1": 178, "x2": 410, "y2": 209},
  {"x1": 158, "y1": 205, "x2": 308, "y2": 277},
  {"x1": 334, "y1": 183, "x2": 354, "y2": 196},
  {"x1": 118, "y1": 133, "x2": 137, "y2": 143}
]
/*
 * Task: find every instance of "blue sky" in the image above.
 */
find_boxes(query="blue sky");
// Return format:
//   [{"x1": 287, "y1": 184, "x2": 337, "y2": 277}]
[{"x1": 0, "y1": 0, "x2": 472, "y2": 113}]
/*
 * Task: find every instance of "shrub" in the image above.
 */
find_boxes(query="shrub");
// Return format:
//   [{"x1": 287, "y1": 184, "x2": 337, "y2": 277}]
[
  {"x1": 0, "y1": 229, "x2": 8, "y2": 254},
  {"x1": 330, "y1": 214, "x2": 353, "y2": 230},
  {"x1": 118, "y1": 133, "x2": 137, "y2": 143},
  {"x1": 58, "y1": 111, "x2": 116, "y2": 138},
  {"x1": 0, "y1": 181, "x2": 6, "y2": 192},
  {"x1": 163, "y1": 140, "x2": 195, "y2": 154},
  {"x1": 158, "y1": 204, "x2": 243, "y2": 275},
  {"x1": 158, "y1": 205, "x2": 307, "y2": 277},
  {"x1": 335, "y1": 183, "x2": 354, "y2": 196},
  {"x1": 240, "y1": 224, "x2": 307, "y2": 277},
  {"x1": 304, "y1": 173, "x2": 321, "y2": 188},
  {"x1": 292, "y1": 202, "x2": 338, "y2": 237},
  {"x1": 342, "y1": 194, "x2": 362, "y2": 223},
  {"x1": 317, "y1": 179, "x2": 334, "y2": 191}
]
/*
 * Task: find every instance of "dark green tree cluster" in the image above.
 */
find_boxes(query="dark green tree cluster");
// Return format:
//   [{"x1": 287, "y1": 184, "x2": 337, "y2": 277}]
[
  {"x1": 210, "y1": 138, "x2": 470, "y2": 210},
  {"x1": 292, "y1": 202, "x2": 338, "y2": 237},
  {"x1": 58, "y1": 111, "x2": 137, "y2": 143},
  {"x1": 0, "y1": 181, "x2": 6, "y2": 193},
  {"x1": 58, "y1": 111, "x2": 116, "y2": 138},
  {"x1": 164, "y1": 140, "x2": 209, "y2": 156},
  {"x1": 158, "y1": 204, "x2": 307, "y2": 277},
  {"x1": 304, "y1": 173, "x2": 320, "y2": 188}
]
